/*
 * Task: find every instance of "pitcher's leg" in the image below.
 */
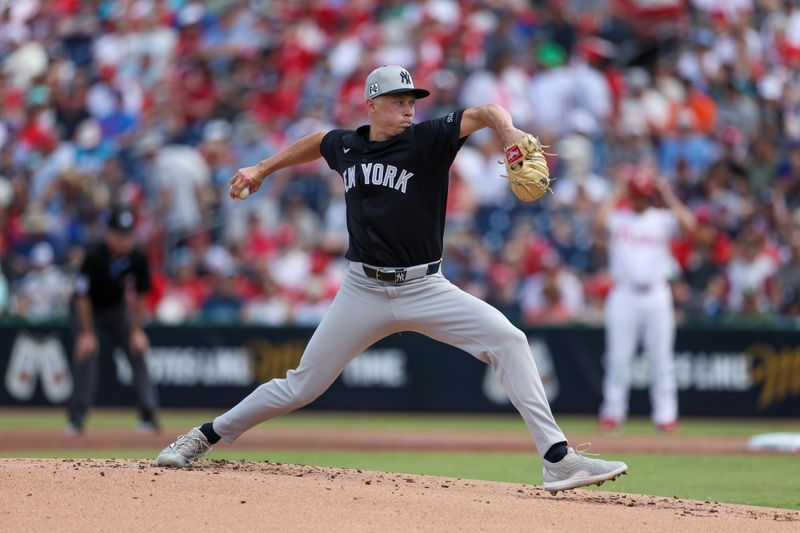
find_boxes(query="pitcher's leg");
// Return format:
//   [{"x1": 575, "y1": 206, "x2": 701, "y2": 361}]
[
  {"x1": 397, "y1": 277, "x2": 565, "y2": 457},
  {"x1": 600, "y1": 289, "x2": 639, "y2": 423},
  {"x1": 644, "y1": 287, "x2": 678, "y2": 425},
  {"x1": 213, "y1": 275, "x2": 396, "y2": 441}
]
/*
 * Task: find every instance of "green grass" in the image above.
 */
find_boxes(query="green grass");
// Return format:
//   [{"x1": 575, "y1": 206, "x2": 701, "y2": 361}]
[
  {"x1": 2, "y1": 409, "x2": 799, "y2": 510},
  {"x1": 0, "y1": 408, "x2": 532, "y2": 432},
  {"x1": 260, "y1": 451, "x2": 800, "y2": 510},
  {"x1": 2, "y1": 408, "x2": 797, "y2": 437}
]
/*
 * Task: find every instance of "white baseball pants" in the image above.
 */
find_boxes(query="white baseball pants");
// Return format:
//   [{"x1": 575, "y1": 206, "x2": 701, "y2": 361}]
[
  {"x1": 599, "y1": 283, "x2": 677, "y2": 425},
  {"x1": 214, "y1": 263, "x2": 567, "y2": 457}
]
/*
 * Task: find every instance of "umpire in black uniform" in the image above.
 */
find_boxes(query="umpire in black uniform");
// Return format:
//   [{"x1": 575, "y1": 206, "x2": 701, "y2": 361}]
[{"x1": 67, "y1": 206, "x2": 160, "y2": 434}]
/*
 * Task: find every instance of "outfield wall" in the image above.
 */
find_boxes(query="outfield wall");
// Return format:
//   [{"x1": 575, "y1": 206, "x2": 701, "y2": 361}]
[{"x1": 1, "y1": 324, "x2": 798, "y2": 417}]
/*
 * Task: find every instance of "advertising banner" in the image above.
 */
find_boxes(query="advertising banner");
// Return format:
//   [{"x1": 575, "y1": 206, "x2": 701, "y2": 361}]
[{"x1": 1, "y1": 324, "x2": 798, "y2": 417}]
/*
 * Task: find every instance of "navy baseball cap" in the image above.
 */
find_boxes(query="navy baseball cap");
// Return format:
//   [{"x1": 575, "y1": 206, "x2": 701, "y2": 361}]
[
  {"x1": 365, "y1": 66, "x2": 430, "y2": 100},
  {"x1": 108, "y1": 207, "x2": 135, "y2": 232}
]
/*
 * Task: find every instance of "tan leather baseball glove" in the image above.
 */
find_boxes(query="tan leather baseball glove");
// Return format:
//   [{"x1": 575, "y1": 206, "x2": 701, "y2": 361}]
[{"x1": 502, "y1": 133, "x2": 553, "y2": 202}]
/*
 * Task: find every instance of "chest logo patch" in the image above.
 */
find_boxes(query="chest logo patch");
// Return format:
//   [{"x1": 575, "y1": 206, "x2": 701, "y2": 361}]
[
  {"x1": 343, "y1": 147, "x2": 350, "y2": 153},
  {"x1": 341, "y1": 163, "x2": 414, "y2": 193}
]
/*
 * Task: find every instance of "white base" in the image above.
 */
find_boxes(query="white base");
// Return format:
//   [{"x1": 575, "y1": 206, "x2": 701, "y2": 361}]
[{"x1": 747, "y1": 433, "x2": 800, "y2": 453}]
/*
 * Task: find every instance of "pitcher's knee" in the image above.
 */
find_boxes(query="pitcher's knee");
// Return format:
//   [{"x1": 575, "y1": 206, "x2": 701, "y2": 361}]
[
  {"x1": 486, "y1": 323, "x2": 528, "y2": 347},
  {"x1": 253, "y1": 379, "x2": 320, "y2": 411},
  {"x1": 508, "y1": 327, "x2": 529, "y2": 348},
  {"x1": 484, "y1": 327, "x2": 531, "y2": 365},
  {"x1": 281, "y1": 373, "x2": 326, "y2": 410},
  {"x1": 286, "y1": 388, "x2": 321, "y2": 410}
]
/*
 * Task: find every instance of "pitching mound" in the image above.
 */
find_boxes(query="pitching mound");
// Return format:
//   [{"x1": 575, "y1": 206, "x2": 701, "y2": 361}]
[{"x1": 1, "y1": 458, "x2": 798, "y2": 532}]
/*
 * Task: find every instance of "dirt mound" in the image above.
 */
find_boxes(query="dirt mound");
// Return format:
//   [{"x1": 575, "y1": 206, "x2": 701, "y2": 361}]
[{"x1": 2, "y1": 458, "x2": 797, "y2": 532}]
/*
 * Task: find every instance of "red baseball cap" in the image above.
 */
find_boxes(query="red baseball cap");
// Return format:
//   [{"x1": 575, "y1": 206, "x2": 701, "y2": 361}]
[{"x1": 627, "y1": 170, "x2": 656, "y2": 197}]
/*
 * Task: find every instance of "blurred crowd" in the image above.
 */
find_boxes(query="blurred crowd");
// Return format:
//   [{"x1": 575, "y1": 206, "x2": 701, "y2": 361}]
[{"x1": 2, "y1": 0, "x2": 800, "y2": 327}]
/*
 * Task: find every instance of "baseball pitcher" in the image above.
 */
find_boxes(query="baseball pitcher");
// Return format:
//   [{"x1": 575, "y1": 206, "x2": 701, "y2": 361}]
[{"x1": 156, "y1": 66, "x2": 627, "y2": 493}]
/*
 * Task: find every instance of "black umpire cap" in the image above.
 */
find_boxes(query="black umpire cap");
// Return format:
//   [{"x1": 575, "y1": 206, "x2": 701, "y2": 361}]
[{"x1": 108, "y1": 207, "x2": 136, "y2": 233}]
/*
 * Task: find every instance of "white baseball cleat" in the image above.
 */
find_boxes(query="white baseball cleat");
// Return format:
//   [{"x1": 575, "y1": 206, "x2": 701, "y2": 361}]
[
  {"x1": 542, "y1": 445, "x2": 628, "y2": 495},
  {"x1": 155, "y1": 428, "x2": 212, "y2": 467}
]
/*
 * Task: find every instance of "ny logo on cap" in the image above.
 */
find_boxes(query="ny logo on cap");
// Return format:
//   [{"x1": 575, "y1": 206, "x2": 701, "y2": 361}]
[
  {"x1": 368, "y1": 83, "x2": 379, "y2": 96},
  {"x1": 399, "y1": 70, "x2": 411, "y2": 85}
]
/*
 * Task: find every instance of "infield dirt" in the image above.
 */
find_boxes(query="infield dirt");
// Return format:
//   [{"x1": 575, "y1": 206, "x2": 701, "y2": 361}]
[
  {"x1": 2, "y1": 457, "x2": 799, "y2": 532},
  {"x1": 3, "y1": 426, "x2": 799, "y2": 531}
]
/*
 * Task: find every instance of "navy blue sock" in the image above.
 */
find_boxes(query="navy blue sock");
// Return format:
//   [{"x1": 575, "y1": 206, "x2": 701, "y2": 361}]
[
  {"x1": 544, "y1": 441, "x2": 568, "y2": 463},
  {"x1": 199, "y1": 422, "x2": 221, "y2": 444}
]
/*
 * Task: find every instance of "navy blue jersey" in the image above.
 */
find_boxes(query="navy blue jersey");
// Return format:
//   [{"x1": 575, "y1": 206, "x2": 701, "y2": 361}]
[
  {"x1": 320, "y1": 110, "x2": 468, "y2": 267},
  {"x1": 74, "y1": 241, "x2": 151, "y2": 310}
]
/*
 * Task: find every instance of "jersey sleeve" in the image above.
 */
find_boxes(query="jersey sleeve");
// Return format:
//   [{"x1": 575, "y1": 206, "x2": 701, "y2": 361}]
[
  {"x1": 413, "y1": 110, "x2": 468, "y2": 172},
  {"x1": 320, "y1": 129, "x2": 346, "y2": 170},
  {"x1": 73, "y1": 248, "x2": 96, "y2": 296}
]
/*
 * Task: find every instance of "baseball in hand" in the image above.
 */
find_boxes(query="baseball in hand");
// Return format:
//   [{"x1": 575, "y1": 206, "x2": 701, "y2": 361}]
[{"x1": 239, "y1": 187, "x2": 250, "y2": 200}]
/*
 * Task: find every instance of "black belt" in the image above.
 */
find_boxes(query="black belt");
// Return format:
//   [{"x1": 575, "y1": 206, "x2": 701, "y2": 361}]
[{"x1": 362, "y1": 261, "x2": 441, "y2": 284}]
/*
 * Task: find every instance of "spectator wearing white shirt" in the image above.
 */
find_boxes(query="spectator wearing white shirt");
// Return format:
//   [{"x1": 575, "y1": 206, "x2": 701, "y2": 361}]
[
  {"x1": 726, "y1": 229, "x2": 778, "y2": 312},
  {"x1": 12, "y1": 242, "x2": 72, "y2": 322},
  {"x1": 519, "y1": 249, "x2": 585, "y2": 325},
  {"x1": 243, "y1": 265, "x2": 291, "y2": 326},
  {"x1": 528, "y1": 42, "x2": 574, "y2": 138},
  {"x1": 691, "y1": 0, "x2": 754, "y2": 22},
  {"x1": 618, "y1": 67, "x2": 671, "y2": 136},
  {"x1": 141, "y1": 137, "x2": 214, "y2": 237},
  {"x1": 290, "y1": 276, "x2": 333, "y2": 326},
  {"x1": 552, "y1": 111, "x2": 610, "y2": 206}
]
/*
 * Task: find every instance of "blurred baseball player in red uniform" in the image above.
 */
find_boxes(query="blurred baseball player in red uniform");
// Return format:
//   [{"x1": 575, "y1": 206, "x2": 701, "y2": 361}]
[{"x1": 595, "y1": 167, "x2": 697, "y2": 431}]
